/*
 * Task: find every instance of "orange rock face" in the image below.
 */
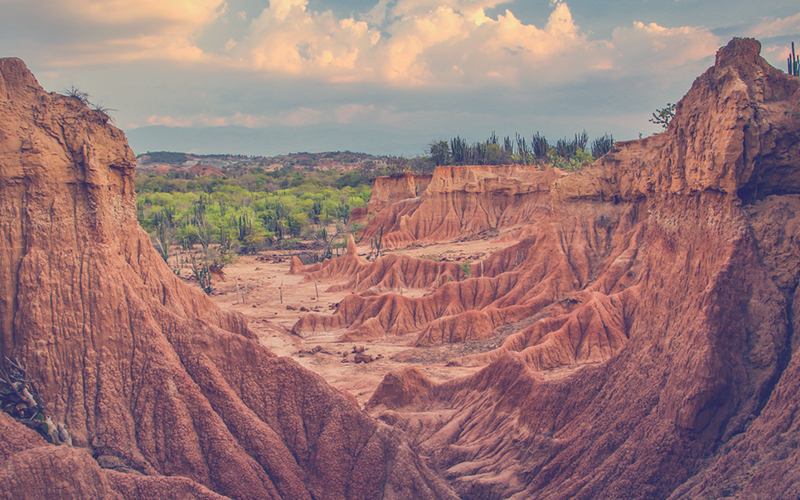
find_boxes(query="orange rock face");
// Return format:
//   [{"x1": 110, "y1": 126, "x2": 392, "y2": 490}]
[
  {"x1": 0, "y1": 58, "x2": 456, "y2": 499},
  {"x1": 359, "y1": 166, "x2": 563, "y2": 249},
  {"x1": 292, "y1": 38, "x2": 800, "y2": 499},
  {"x1": 364, "y1": 172, "x2": 432, "y2": 216}
]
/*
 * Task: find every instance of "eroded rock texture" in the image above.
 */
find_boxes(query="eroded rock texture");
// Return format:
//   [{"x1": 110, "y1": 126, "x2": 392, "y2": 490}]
[
  {"x1": 0, "y1": 58, "x2": 456, "y2": 500},
  {"x1": 294, "y1": 38, "x2": 800, "y2": 498},
  {"x1": 359, "y1": 166, "x2": 563, "y2": 249}
]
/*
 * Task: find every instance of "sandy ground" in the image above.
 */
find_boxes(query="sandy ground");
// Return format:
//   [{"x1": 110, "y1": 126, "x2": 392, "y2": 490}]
[{"x1": 190, "y1": 235, "x2": 519, "y2": 408}]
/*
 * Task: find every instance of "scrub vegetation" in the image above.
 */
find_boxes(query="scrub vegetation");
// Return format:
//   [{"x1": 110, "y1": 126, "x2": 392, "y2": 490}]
[
  {"x1": 426, "y1": 130, "x2": 614, "y2": 172},
  {"x1": 135, "y1": 159, "x2": 375, "y2": 286}
]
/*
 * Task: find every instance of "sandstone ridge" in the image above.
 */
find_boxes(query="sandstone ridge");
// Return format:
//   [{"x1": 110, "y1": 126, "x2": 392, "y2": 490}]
[
  {"x1": 0, "y1": 58, "x2": 456, "y2": 500},
  {"x1": 358, "y1": 166, "x2": 563, "y2": 249},
  {"x1": 293, "y1": 38, "x2": 800, "y2": 499}
]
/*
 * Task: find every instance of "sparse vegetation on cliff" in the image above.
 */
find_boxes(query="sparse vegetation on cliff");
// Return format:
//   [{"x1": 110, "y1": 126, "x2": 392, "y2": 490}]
[
  {"x1": 788, "y1": 42, "x2": 799, "y2": 76},
  {"x1": 650, "y1": 103, "x2": 676, "y2": 130},
  {"x1": 421, "y1": 130, "x2": 612, "y2": 172}
]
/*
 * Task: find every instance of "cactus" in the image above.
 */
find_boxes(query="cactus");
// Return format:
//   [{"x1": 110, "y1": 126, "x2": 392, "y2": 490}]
[
  {"x1": 311, "y1": 199, "x2": 323, "y2": 223},
  {"x1": 336, "y1": 202, "x2": 351, "y2": 223},
  {"x1": 789, "y1": 42, "x2": 799, "y2": 77},
  {"x1": 532, "y1": 132, "x2": 549, "y2": 159},
  {"x1": 236, "y1": 214, "x2": 252, "y2": 243},
  {"x1": 190, "y1": 255, "x2": 213, "y2": 294},
  {"x1": 591, "y1": 134, "x2": 615, "y2": 159},
  {"x1": 370, "y1": 226, "x2": 383, "y2": 259}
]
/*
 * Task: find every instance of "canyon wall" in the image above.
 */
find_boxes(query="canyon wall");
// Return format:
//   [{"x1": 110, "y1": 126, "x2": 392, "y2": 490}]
[
  {"x1": 296, "y1": 38, "x2": 800, "y2": 499},
  {"x1": 0, "y1": 58, "x2": 456, "y2": 500},
  {"x1": 358, "y1": 166, "x2": 563, "y2": 249}
]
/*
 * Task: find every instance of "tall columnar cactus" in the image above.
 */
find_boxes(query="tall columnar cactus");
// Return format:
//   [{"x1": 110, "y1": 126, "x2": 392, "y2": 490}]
[
  {"x1": 370, "y1": 226, "x2": 383, "y2": 259},
  {"x1": 236, "y1": 214, "x2": 252, "y2": 243},
  {"x1": 532, "y1": 132, "x2": 549, "y2": 159},
  {"x1": 789, "y1": 42, "x2": 799, "y2": 77}
]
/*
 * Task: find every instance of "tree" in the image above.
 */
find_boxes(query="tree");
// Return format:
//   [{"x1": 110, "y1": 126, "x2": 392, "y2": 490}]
[
  {"x1": 286, "y1": 213, "x2": 308, "y2": 238},
  {"x1": 650, "y1": 103, "x2": 676, "y2": 130},
  {"x1": 386, "y1": 156, "x2": 409, "y2": 174},
  {"x1": 428, "y1": 140, "x2": 450, "y2": 166}
]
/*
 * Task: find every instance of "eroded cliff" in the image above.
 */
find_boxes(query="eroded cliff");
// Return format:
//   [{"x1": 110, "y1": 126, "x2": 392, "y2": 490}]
[
  {"x1": 0, "y1": 58, "x2": 456, "y2": 500},
  {"x1": 292, "y1": 38, "x2": 800, "y2": 499}
]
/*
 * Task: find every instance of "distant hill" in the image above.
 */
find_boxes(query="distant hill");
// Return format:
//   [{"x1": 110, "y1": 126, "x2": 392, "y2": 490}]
[{"x1": 136, "y1": 150, "x2": 389, "y2": 174}]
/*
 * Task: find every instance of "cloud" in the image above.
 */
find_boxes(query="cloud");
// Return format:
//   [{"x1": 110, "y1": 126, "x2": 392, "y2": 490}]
[
  {"x1": 334, "y1": 104, "x2": 377, "y2": 123},
  {"x1": 361, "y1": 0, "x2": 391, "y2": 25},
  {"x1": 232, "y1": 1, "x2": 593, "y2": 85},
  {"x1": 69, "y1": 0, "x2": 224, "y2": 26},
  {"x1": 745, "y1": 12, "x2": 800, "y2": 38},
  {"x1": 146, "y1": 112, "x2": 275, "y2": 128},
  {"x1": 1, "y1": 0, "x2": 226, "y2": 64},
  {"x1": 241, "y1": 0, "x2": 380, "y2": 80},
  {"x1": 283, "y1": 107, "x2": 326, "y2": 126},
  {"x1": 142, "y1": 103, "x2": 431, "y2": 130},
  {"x1": 387, "y1": 0, "x2": 508, "y2": 18},
  {"x1": 2, "y1": 0, "x2": 730, "y2": 87},
  {"x1": 231, "y1": 0, "x2": 720, "y2": 87},
  {"x1": 610, "y1": 22, "x2": 720, "y2": 72}
]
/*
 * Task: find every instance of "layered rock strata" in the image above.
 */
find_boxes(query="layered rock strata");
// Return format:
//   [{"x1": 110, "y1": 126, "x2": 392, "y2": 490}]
[
  {"x1": 295, "y1": 38, "x2": 800, "y2": 499},
  {"x1": 0, "y1": 58, "x2": 455, "y2": 500},
  {"x1": 358, "y1": 166, "x2": 563, "y2": 249}
]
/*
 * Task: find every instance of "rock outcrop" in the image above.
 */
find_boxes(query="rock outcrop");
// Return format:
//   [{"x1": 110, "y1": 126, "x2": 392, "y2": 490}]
[
  {"x1": 295, "y1": 186, "x2": 641, "y2": 357},
  {"x1": 296, "y1": 38, "x2": 800, "y2": 498},
  {"x1": 359, "y1": 166, "x2": 563, "y2": 249},
  {"x1": 0, "y1": 58, "x2": 456, "y2": 500},
  {"x1": 364, "y1": 172, "x2": 432, "y2": 216}
]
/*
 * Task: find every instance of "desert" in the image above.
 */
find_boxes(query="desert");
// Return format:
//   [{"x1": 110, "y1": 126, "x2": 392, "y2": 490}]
[{"x1": 1, "y1": 35, "x2": 800, "y2": 500}]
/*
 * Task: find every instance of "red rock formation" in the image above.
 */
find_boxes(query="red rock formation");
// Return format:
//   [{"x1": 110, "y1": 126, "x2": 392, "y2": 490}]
[
  {"x1": 290, "y1": 38, "x2": 800, "y2": 498},
  {"x1": 359, "y1": 166, "x2": 563, "y2": 248},
  {"x1": 364, "y1": 172, "x2": 431, "y2": 216},
  {"x1": 362, "y1": 38, "x2": 800, "y2": 499},
  {"x1": 297, "y1": 234, "x2": 369, "y2": 286},
  {"x1": 295, "y1": 199, "x2": 640, "y2": 358},
  {"x1": 0, "y1": 58, "x2": 456, "y2": 499},
  {"x1": 365, "y1": 368, "x2": 435, "y2": 411},
  {"x1": 347, "y1": 205, "x2": 367, "y2": 224}
]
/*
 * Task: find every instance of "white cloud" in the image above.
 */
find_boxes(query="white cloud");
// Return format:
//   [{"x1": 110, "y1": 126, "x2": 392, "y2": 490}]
[
  {"x1": 745, "y1": 12, "x2": 800, "y2": 38},
  {"x1": 230, "y1": 0, "x2": 719, "y2": 86},
  {"x1": 388, "y1": 0, "x2": 507, "y2": 18},
  {"x1": 610, "y1": 22, "x2": 720, "y2": 72},
  {"x1": 146, "y1": 112, "x2": 275, "y2": 128},
  {"x1": 361, "y1": 0, "x2": 390, "y2": 25},
  {"x1": 334, "y1": 104, "x2": 377, "y2": 123},
  {"x1": 3, "y1": 0, "x2": 226, "y2": 65},
  {"x1": 242, "y1": 1, "x2": 380, "y2": 80},
  {"x1": 283, "y1": 107, "x2": 325, "y2": 126},
  {"x1": 267, "y1": 0, "x2": 308, "y2": 23},
  {"x1": 142, "y1": 103, "x2": 428, "y2": 129},
  {"x1": 1, "y1": 0, "x2": 733, "y2": 87}
]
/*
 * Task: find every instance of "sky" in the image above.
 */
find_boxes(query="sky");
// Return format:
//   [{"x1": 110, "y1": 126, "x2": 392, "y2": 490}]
[{"x1": 1, "y1": 0, "x2": 799, "y2": 157}]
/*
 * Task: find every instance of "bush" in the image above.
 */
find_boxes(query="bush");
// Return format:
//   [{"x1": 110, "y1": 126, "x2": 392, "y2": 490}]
[
  {"x1": 548, "y1": 148, "x2": 594, "y2": 172},
  {"x1": 239, "y1": 230, "x2": 273, "y2": 254}
]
